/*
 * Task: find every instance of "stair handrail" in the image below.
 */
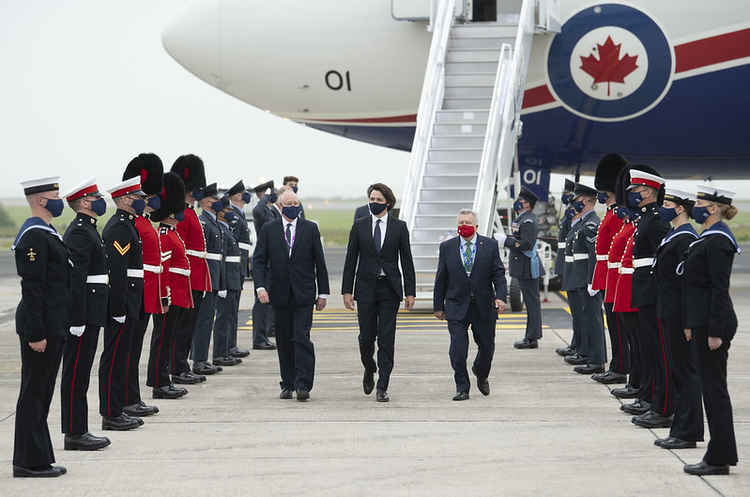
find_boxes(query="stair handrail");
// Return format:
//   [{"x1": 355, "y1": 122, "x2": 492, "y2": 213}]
[
  {"x1": 473, "y1": 0, "x2": 537, "y2": 235},
  {"x1": 400, "y1": 0, "x2": 456, "y2": 230}
]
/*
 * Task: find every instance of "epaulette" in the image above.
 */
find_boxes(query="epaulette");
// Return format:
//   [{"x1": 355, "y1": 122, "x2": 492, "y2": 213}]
[{"x1": 159, "y1": 226, "x2": 169, "y2": 234}]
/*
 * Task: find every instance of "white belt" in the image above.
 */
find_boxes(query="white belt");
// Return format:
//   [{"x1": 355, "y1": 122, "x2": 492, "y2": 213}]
[
  {"x1": 238, "y1": 242, "x2": 251, "y2": 252},
  {"x1": 143, "y1": 264, "x2": 161, "y2": 274},
  {"x1": 608, "y1": 262, "x2": 621, "y2": 269},
  {"x1": 169, "y1": 267, "x2": 191, "y2": 276},
  {"x1": 632, "y1": 257, "x2": 654, "y2": 268},
  {"x1": 565, "y1": 256, "x2": 574, "y2": 263},
  {"x1": 86, "y1": 274, "x2": 108, "y2": 284},
  {"x1": 558, "y1": 242, "x2": 566, "y2": 249},
  {"x1": 186, "y1": 249, "x2": 206, "y2": 258},
  {"x1": 573, "y1": 253, "x2": 588, "y2": 260},
  {"x1": 596, "y1": 254, "x2": 608, "y2": 261},
  {"x1": 226, "y1": 255, "x2": 241, "y2": 263},
  {"x1": 127, "y1": 269, "x2": 144, "y2": 278},
  {"x1": 205, "y1": 252, "x2": 222, "y2": 261},
  {"x1": 619, "y1": 267, "x2": 634, "y2": 275}
]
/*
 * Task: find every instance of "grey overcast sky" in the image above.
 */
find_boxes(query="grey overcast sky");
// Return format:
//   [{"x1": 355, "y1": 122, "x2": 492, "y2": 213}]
[{"x1": 2, "y1": 1, "x2": 747, "y2": 200}]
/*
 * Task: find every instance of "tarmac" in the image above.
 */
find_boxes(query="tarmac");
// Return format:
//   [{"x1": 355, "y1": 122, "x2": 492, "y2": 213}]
[{"x1": 0, "y1": 249, "x2": 747, "y2": 497}]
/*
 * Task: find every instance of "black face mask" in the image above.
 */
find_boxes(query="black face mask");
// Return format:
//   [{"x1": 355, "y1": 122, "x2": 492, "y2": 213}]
[{"x1": 369, "y1": 202, "x2": 387, "y2": 215}]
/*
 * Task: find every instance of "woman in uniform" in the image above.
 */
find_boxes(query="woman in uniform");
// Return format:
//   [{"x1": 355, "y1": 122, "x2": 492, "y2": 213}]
[{"x1": 682, "y1": 186, "x2": 739, "y2": 476}]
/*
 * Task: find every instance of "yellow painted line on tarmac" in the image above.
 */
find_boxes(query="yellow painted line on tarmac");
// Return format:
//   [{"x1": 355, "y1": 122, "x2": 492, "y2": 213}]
[{"x1": 563, "y1": 307, "x2": 571, "y2": 315}]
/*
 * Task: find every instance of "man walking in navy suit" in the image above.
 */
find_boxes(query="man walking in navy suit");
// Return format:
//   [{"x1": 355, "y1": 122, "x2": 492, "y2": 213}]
[{"x1": 433, "y1": 209, "x2": 507, "y2": 400}]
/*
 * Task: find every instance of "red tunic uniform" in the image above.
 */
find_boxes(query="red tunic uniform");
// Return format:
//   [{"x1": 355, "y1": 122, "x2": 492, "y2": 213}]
[
  {"x1": 613, "y1": 229, "x2": 638, "y2": 313},
  {"x1": 159, "y1": 225, "x2": 194, "y2": 309},
  {"x1": 135, "y1": 215, "x2": 163, "y2": 315},
  {"x1": 176, "y1": 205, "x2": 211, "y2": 292},
  {"x1": 604, "y1": 221, "x2": 634, "y2": 303},
  {"x1": 592, "y1": 205, "x2": 624, "y2": 291}
]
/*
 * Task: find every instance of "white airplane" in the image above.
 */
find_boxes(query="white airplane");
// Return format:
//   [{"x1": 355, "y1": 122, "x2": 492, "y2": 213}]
[{"x1": 162, "y1": 0, "x2": 750, "y2": 191}]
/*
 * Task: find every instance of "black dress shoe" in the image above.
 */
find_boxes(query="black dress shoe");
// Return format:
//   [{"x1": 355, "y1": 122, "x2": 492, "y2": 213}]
[
  {"x1": 658, "y1": 437, "x2": 697, "y2": 450},
  {"x1": 172, "y1": 371, "x2": 203, "y2": 384},
  {"x1": 193, "y1": 361, "x2": 219, "y2": 375},
  {"x1": 253, "y1": 342, "x2": 277, "y2": 350},
  {"x1": 64, "y1": 432, "x2": 111, "y2": 451},
  {"x1": 564, "y1": 354, "x2": 588, "y2": 365},
  {"x1": 279, "y1": 389, "x2": 293, "y2": 400},
  {"x1": 611, "y1": 385, "x2": 640, "y2": 399},
  {"x1": 376, "y1": 389, "x2": 389, "y2": 402},
  {"x1": 684, "y1": 461, "x2": 729, "y2": 476},
  {"x1": 472, "y1": 365, "x2": 490, "y2": 396},
  {"x1": 621, "y1": 400, "x2": 650, "y2": 415},
  {"x1": 153, "y1": 385, "x2": 187, "y2": 399},
  {"x1": 123, "y1": 402, "x2": 159, "y2": 417},
  {"x1": 123, "y1": 412, "x2": 144, "y2": 426},
  {"x1": 452, "y1": 391, "x2": 470, "y2": 401},
  {"x1": 514, "y1": 338, "x2": 538, "y2": 349},
  {"x1": 139, "y1": 400, "x2": 159, "y2": 414},
  {"x1": 13, "y1": 465, "x2": 66, "y2": 478},
  {"x1": 632, "y1": 411, "x2": 673, "y2": 429},
  {"x1": 555, "y1": 347, "x2": 576, "y2": 357},
  {"x1": 229, "y1": 347, "x2": 250, "y2": 358},
  {"x1": 575, "y1": 363, "x2": 605, "y2": 374},
  {"x1": 363, "y1": 371, "x2": 375, "y2": 395},
  {"x1": 296, "y1": 389, "x2": 310, "y2": 402},
  {"x1": 102, "y1": 413, "x2": 141, "y2": 431},
  {"x1": 592, "y1": 371, "x2": 628, "y2": 384},
  {"x1": 214, "y1": 356, "x2": 241, "y2": 366}
]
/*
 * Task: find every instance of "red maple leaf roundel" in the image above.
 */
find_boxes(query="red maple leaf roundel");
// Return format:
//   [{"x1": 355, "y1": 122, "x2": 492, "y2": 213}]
[{"x1": 580, "y1": 35, "x2": 639, "y2": 97}]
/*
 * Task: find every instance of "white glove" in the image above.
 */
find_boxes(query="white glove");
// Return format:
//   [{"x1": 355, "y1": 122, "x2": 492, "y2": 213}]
[
  {"x1": 113, "y1": 315, "x2": 126, "y2": 324},
  {"x1": 495, "y1": 233, "x2": 508, "y2": 245},
  {"x1": 69, "y1": 326, "x2": 85, "y2": 337},
  {"x1": 218, "y1": 290, "x2": 227, "y2": 298},
  {"x1": 587, "y1": 284, "x2": 599, "y2": 297}
]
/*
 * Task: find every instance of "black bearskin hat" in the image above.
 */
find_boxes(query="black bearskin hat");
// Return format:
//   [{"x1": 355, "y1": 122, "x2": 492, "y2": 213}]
[
  {"x1": 151, "y1": 172, "x2": 186, "y2": 222},
  {"x1": 594, "y1": 153, "x2": 628, "y2": 193},
  {"x1": 123, "y1": 153, "x2": 163, "y2": 195},
  {"x1": 171, "y1": 154, "x2": 206, "y2": 192}
]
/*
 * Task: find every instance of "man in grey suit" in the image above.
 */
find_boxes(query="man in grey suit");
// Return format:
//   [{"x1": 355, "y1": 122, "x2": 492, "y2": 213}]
[{"x1": 497, "y1": 188, "x2": 543, "y2": 349}]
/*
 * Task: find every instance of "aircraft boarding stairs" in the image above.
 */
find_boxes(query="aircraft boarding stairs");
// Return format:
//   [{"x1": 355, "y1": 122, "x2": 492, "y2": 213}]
[{"x1": 397, "y1": 0, "x2": 560, "y2": 302}]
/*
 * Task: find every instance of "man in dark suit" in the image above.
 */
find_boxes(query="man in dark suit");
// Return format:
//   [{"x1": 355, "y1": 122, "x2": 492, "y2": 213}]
[
  {"x1": 253, "y1": 190, "x2": 330, "y2": 401},
  {"x1": 434, "y1": 209, "x2": 507, "y2": 400},
  {"x1": 342, "y1": 183, "x2": 416, "y2": 402},
  {"x1": 353, "y1": 204, "x2": 370, "y2": 222}
]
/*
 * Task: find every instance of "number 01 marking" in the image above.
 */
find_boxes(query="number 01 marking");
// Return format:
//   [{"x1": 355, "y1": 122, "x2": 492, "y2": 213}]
[{"x1": 326, "y1": 70, "x2": 352, "y2": 91}]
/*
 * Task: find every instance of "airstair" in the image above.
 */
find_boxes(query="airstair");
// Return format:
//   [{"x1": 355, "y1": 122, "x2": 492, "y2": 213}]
[{"x1": 396, "y1": 0, "x2": 561, "y2": 300}]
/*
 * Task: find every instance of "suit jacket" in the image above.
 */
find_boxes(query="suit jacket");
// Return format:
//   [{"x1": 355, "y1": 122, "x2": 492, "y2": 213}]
[
  {"x1": 64, "y1": 213, "x2": 109, "y2": 327},
  {"x1": 252, "y1": 218, "x2": 330, "y2": 307},
  {"x1": 341, "y1": 215, "x2": 416, "y2": 302},
  {"x1": 103, "y1": 209, "x2": 144, "y2": 319},
  {"x1": 353, "y1": 204, "x2": 370, "y2": 222},
  {"x1": 433, "y1": 235, "x2": 507, "y2": 321},
  {"x1": 504, "y1": 210, "x2": 543, "y2": 279}
]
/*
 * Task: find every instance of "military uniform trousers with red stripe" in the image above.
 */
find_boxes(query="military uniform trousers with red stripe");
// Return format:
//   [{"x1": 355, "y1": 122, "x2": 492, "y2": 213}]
[{"x1": 61, "y1": 326, "x2": 101, "y2": 434}]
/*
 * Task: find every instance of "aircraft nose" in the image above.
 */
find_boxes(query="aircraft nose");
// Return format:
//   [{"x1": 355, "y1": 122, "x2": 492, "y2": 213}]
[{"x1": 162, "y1": 0, "x2": 222, "y2": 86}]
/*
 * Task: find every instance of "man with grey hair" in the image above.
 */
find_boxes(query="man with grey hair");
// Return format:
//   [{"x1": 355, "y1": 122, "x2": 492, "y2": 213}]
[{"x1": 434, "y1": 209, "x2": 507, "y2": 401}]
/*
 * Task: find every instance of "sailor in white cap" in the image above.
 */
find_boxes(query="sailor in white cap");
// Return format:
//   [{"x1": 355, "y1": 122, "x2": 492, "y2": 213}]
[{"x1": 12, "y1": 177, "x2": 70, "y2": 478}]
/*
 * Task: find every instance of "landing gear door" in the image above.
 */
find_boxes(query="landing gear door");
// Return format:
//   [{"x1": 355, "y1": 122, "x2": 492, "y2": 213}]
[{"x1": 391, "y1": 0, "x2": 469, "y2": 22}]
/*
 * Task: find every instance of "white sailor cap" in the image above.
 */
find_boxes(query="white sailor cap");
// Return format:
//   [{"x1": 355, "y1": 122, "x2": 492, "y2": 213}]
[
  {"x1": 628, "y1": 170, "x2": 665, "y2": 190},
  {"x1": 107, "y1": 176, "x2": 145, "y2": 198},
  {"x1": 696, "y1": 185, "x2": 735, "y2": 205},
  {"x1": 64, "y1": 177, "x2": 103, "y2": 202},
  {"x1": 664, "y1": 188, "x2": 694, "y2": 205},
  {"x1": 21, "y1": 176, "x2": 61, "y2": 196}
]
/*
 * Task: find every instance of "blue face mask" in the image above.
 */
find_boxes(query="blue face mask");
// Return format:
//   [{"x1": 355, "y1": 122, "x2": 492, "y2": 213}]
[
  {"x1": 267, "y1": 193, "x2": 278, "y2": 204},
  {"x1": 224, "y1": 210, "x2": 239, "y2": 224},
  {"x1": 193, "y1": 189, "x2": 205, "y2": 201},
  {"x1": 513, "y1": 200, "x2": 524, "y2": 213},
  {"x1": 174, "y1": 210, "x2": 185, "y2": 222},
  {"x1": 44, "y1": 198, "x2": 64, "y2": 218},
  {"x1": 241, "y1": 191, "x2": 252, "y2": 203},
  {"x1": 91, "y1": 197, "x2": 107, "y2": 216},
  {"x1": 291, "y1": 186, "x2": 298, "y2": 194},
  {"x1": 658, "y1": 206, "x2": 678, "y2": 223},
  {"x1": 369, "y1": 202, "x2": 387, "y2": 215},
  {"x1": 210, "y1": 199, "x2": 225, "y2": 212},
  {"x1": 282, "y1": 205, "x2": 301, "y2": 220},
  {"x1": 147, "y1": 195, "x2": 161, "y2": 210},
  {"x1": 571, "y1": 200, "x2": 585, "y2": 214},
  {"x1": 597, "y1": 192, "x2": 609, "y2": 204},
  {"x1": 691, "y1": 205, "x2": 711, "y2": 224},
  {"x1": 131, "y1": 198, "x2": 146, "y2": 216},
  {"x1": 562, "y1": 193, "x2": 574, "y2": 205},
  {"x1": 615, "y1": 206, "x2": 630, "y2": 220},
  {"x1": 564, "y1": 207, "x2": 575, "y2": 220},
  {"x1": 627, "y1": 190, "x2": 643, "y2": 209}
]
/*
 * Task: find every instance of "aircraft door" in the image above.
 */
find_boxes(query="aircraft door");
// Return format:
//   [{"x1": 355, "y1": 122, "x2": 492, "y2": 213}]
[{"x1": 391, "y1": 0, "x2": 470, "y2": 21}]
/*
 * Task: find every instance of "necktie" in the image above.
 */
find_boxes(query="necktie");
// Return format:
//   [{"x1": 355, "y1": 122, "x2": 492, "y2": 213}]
[
  {"x1": 285, "y1": 223, "x2": 293, "y2": 253},
  {"x1": 374, "y1": 219, "x2": 382, "y2": 252},
  {"x1": 463, "y1": 241, "x2": 473, "y2": 274}
]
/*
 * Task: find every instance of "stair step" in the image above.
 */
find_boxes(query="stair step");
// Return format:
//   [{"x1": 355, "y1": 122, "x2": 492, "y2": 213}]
[
  {"x1": 435, "y1": 110, "x2": 490, "y2": 123},
  {"x1": 451, "y1": 25, "x2": 518, "y2": 39},
  {"x1": 420, "y1": 187, "x2": 476, "y2": 202},
  {"x1": 424, "y1": 162, "x2": 481, "y2": 175},
  {"x1": 431, "y1": 135, "x2": 485, "y2": 148},
  {"x1": 446, "y1": 61, "x2": 498, "y2": 74},
  {"x1": 411, "y1": 244, "x2": 441, "y2": 257},
  {"x1": 412, "y1": 228, "x2": 456, "y2": 243},
  {"x1": 416, "y1": 201, "x2": 471, "y2": 216},
  {"x1": 428, "y1": 148, "x2": 483, "y2": 162},
  {"x1": 422, "y1": 174, "x2": 478, "y2": 188},
  {"x1": 433, "y1": 123, "x2": 487, "y2": 136},
  {"x1": 445, "y1": 73, "x2": 497, "y2": 87},
  {"x1": 444, "y1": 86, "x2": 494, "y2": 99},
  {"x1": 415, "y1": 213, "x2": 466, "y2": 227},
  {"x1": 446, "y1": 50, "x2": 501, "y2": 63},
  {"x1": 443, "y1": 98, "x2": 491, "y2": 110},
  {"x1": 448, "y1": 37, "x2": 508, "y2": 50}
]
